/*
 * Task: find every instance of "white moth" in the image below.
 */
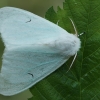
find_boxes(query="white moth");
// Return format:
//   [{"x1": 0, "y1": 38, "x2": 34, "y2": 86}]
[{"x1": 0, "y1": 7, "x2": 80, "y2": 96}]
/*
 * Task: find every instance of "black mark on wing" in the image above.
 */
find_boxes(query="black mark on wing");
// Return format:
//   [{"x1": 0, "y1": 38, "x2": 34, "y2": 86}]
[
  {"x1": 26, "y1": 19, "x2": 31, "y2": 23},
  {"x1": 28, "y1": 73, "x2": 34, "y2": 77}
]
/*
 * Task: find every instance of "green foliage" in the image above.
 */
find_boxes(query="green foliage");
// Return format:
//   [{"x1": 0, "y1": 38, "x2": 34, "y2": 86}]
[
  {"x1": 0, "y1": 0, "x2": 7, "y2": 7},
  {"x1": 29, "y1": 0, "x2": 100, "y2": 100},
  {"x1": 0, "y1": 35, "x2": 4, "y2": 69}
]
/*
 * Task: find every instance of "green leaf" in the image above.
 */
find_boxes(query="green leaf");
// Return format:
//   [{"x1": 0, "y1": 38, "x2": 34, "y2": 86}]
[
  {"x1": 0, "y1": 35, "x2": 4, "y2": 69},
  {"x1": 45, "y1": 6, "x2": 58, "y2": 24},
  {"x1": 29, "y1": 0, "x2": 100, "y2": 100}
]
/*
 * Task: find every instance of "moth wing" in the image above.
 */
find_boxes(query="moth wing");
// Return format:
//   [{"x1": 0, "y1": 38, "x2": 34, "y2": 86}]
[
  {"x1": 0, "y1": 7, "x2": 69, "y2": 96},
  {"x1": 0, "y1": 7, "x2": 68, "y2": 46},
  {"x1": 0, "y1": 45, "x2": 68, "y2": 96}
]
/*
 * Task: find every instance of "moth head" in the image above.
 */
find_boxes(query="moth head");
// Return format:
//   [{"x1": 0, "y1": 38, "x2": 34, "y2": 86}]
[
  {"x1": 55, "y1": 18, "x2": 81, "y2": 57},
  {"x1": 55, "y1": 34, "x2": 80, "y2": 57},
  {"x1": 65, "y1": 34, "x2": 80, "y2": 56}
]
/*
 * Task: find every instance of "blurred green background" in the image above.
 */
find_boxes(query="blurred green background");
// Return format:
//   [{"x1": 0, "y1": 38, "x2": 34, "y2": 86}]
[
  {"x1": 0, "y1": 0, "x2": 64, "y2": 100},
  {"x1": 0, "y1": 0, "x2": 64, "y2": 17}
]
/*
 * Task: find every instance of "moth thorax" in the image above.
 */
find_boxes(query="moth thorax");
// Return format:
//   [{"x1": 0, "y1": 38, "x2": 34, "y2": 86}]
[{"x1": 54, "y1": 34, "x2": 81, "y2": 56}]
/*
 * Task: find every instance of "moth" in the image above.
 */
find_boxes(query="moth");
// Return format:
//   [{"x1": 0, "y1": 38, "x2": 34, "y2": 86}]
[{"x1": 0, "y1": 7, "x2": 80, "y2": 96}]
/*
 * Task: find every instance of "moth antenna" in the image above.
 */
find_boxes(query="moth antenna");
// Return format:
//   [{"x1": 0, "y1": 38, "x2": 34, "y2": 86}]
[
  {"x1": 66, "y1": 18, "x2": 78, "y2": 73},
  {"x1": 69, "y1": 17, "x2": 78, "y2": 36},
  {"x1": 66, "y1": 52, "x2": 77, "y2": 73}
]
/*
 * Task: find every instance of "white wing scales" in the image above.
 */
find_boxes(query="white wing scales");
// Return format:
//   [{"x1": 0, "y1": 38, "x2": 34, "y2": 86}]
[
  {"x1": 0, "y1": 44, "x2": 68, "y2": 96},
  {"x1": 0, "y1": 7, "x2": 68, "y2": 46},
  {"x1": 0, "y1": 48, "x2": 67, "y2": 95},
  {"x1": 0, "y1": 7, "x2": 80, "y2": 96}
]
